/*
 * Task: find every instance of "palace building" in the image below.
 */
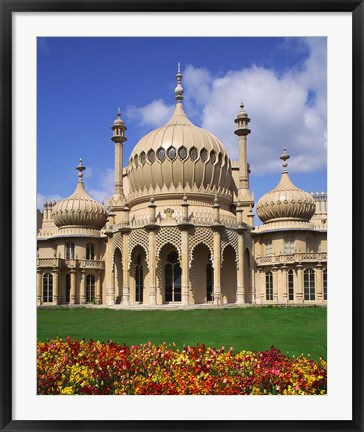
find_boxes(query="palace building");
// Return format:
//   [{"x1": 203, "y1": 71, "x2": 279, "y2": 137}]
[{"x1": 37, "y1": 66, "x2": 327, "y2": 307}]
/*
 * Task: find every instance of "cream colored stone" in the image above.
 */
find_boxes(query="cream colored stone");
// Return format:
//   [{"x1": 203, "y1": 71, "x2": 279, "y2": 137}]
[{"x1": 37, "y1": 66, "x2": 327, "y2": 308}]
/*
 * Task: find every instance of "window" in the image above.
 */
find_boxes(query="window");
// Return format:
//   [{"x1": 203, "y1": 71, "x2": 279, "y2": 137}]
[
  {"x1": 306, "y1": 237, "x2": 313, "y2": 253},
  {"x1": 206, "y1": 262, "x2": 213, "y2": 302},
  {"x1": 285, "y1": 238, "x2": 295, "y2": 255},
  {"x1": 165, "y1": 251, "x2": 181, "y2": 302},
  {"x1": 210, "y1": 150, "x2": 216, "y2": 164},
  {"x1": 156, "y1": 147, "x2": 166, "y2": 161},
  {"x1": 135, "y1": 254, "x2": 143, "y2": 303},
  {"x1": 323, "y1": 269, "x2": 327, "y2": 301},
  {"x1": 66, "y1": 273, "x2": 71, "y2": 303},
  {"x1": 189, "y1": 147, "x2": 198, "y2": 161},
  {"x1": 200, "y1": 148, "x2": 208, "y2": 162},
  {"x1": 147, "y1": 149, "x2": 155, "y2": 163},
  {"x1": 266, "y1": 239, "x2": 273, "y2": 256},
  {"x1": 42, "y1": 273, "x2": 53, "y2": 303},
  {"x1": 66, "y1": 242, "x2": 75, "y2": 259},
  {"x1": 86, "y1": 243, "x2": 95, "y2": 260},
  {"x1": 139, "y1": 151, "x2": 146, "y2": 165},
  {"x1": 266, "y1": 271, "x2": 273, "y2": 301},
  {"x1": 288, "y1": 270, "x2": 294, "y2": 301},
  {"x1": 178, "y1": 146, "x2": 187, "y2": 161},
  {"x1": 86, "y1": 274, "x2": 95, "y2": 303},
  {"x1": 304, "y1": 269, "x2": 315, "y2": 301},
  {"x1": 167, "y1": 146, "x2": 177, "y2": 161}
]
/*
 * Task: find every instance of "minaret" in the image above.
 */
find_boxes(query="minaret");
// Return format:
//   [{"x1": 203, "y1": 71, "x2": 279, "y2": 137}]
[
  {"x1": 234, "y1": 102, "x2": 251, "y2": 199},
  {"x1": 111, "y1": 107, "x2": 127, "y2": 204},
  {"x1": 234, "y1": 102, "x2": 254, "y2": 225}
]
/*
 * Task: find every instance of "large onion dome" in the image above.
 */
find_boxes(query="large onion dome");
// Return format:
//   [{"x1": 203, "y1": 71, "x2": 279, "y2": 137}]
[
  {"x1": 52, "y1": 160, "x2": 107, "y2": 230},
  {"x1": 256, "y1": 149, "x2": 315, "y2": 224},
  {"x1": 127, "y1": 64, "x2": 233, "y2": 200}
]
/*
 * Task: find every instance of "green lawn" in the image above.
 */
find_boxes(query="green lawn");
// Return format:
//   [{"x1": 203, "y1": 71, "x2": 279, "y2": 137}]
[{"x1": 37, "y1": 307, "x2": 327, "y2": 361}]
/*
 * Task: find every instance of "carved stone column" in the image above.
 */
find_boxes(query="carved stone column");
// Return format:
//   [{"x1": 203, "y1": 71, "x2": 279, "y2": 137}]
[
  {"x1": 146, "y1": 198, "x2": 158, "y2": 306},
  {"x1": 261, "y1": 269, "x2": 266, "y2": 304},
  {"x1": 236, "y1": 231, "x2": 245, "y2": 304},
  {"x1": 70, "y1": 269, "x2": 76, "y2": 305},
  {"x1": 251, "y1": 267, "x2": 256, "y2": 304},
  {"x1": 315, "y1": 263, "x2": 323, "y2": 304},
  {"x1": 80, "y1": 269, "x2": 86, "y2": 304},
  {"x1": 281, "y1": 265, "x2": 288, "y2": 304},
  {"x1": 255, "y1": 268, "x2": 261, "y2": 304},
  {"x1": 122, "y1": 233, "x2": 130, "y2": 305},
  {"x1": 96, "y1": 270, "x2": 101, "y2": 304},
  {"x1": 180, "y1": 229, "x2": 190, "y2": 306},
  {"x1": 37, "y1": 270, "x2": 42, "y2": 306},
  {"x1": 296, "y1": 263, "x2": 304, "y2": 304},
  {"x1": 147, "y1": 230, "x2": 156, "y2": 305},
  {"x1": 107, "y1": 269, "x2": 115, "y2": 306},
  {"x1": 213, "y1": 230, "x2": 222, "y2": 304},
  {"x1": 272, "y1": 265, "x2": 278, "y2": 303},
  {"x1": 52, "y1": 269, "x2": 59, "y2": 305}
]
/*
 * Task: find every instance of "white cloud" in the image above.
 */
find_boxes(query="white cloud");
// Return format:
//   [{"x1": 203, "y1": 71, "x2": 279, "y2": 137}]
[
  {"x1": 37, "y1": 193, "x2": 63, "y2": 210},
  {"x1": 88, "y1": 168, "x2": 114, "y2": 204},
  {"x1": 124, "y1": 38, "x2": 326, "y2": 176},
  {"x1": 127, "y1": 99, "x2": 174, "y2": 128}
]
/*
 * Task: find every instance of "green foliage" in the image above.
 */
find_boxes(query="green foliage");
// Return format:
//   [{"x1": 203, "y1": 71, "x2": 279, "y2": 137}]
[{"x1": 37, "y1": 307, "x2": 326, "y2": 361}]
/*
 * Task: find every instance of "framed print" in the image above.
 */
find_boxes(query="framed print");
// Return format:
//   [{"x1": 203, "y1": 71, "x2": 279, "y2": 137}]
[{"x1": 1, "y1": 1, "x2": 363, "y2": 431}]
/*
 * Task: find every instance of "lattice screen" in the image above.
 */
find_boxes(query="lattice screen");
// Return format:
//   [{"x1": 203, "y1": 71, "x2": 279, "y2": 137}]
[
  {"x1": 189, "y1": 227, "x2": 214, "y2": 266},
  {"x1": 128, "y1": 228, "x2": 150, "y2": 269}
]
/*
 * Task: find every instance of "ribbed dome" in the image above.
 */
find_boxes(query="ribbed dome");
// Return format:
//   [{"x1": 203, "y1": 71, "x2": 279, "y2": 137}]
[
  {"x1": 256, "y1": 150, "x2": 315, "y2": 224},
  {"x1": 52, "y1": 161, "x2": 107, "y2": 230},
  {"x1": 127, "y1": 65, "x2": 233, "y2": 202},
  {"x1": 127, "y1": 101, "x2": 233, "y2": 194}
]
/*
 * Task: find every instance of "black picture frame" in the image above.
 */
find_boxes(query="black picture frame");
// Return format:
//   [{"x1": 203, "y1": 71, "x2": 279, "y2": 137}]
[{"x1": 1, "y1": 1, "x2": 363, "y2": 431}]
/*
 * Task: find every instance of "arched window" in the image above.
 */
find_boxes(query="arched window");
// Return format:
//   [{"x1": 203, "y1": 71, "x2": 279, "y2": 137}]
[
  {"x1": 86, "y1": 243, "x2": 95, "y2": 260},
  {"x1": 288, "y1": 269, "x2": 294, "y2": 301},
  {"x1": 66, "y1": 242, "x2": 75, "y2": 259},
  {"x1": 165, "y1": 251, "x2": 181, "y2": 302},
  {"x1": 304, "y1": 269, "x2": 315, "y2": 301},
  {"x1": 265, "y1": 239, "x2": 273, "y2": 256},
  {"x1": 42, "y1": 273, "x2": 53, "y2": 303},
  {"x1": 323, "y1": 269, "x2": 327, "y2": 300},
  {"x1": 266, "y1": 271, "x2": 273, "y2": 301},
  {"x1": 285, "y1": 238, "x2": 295, "y2": 255},
  {"x1": 206, "y1": 261, "x2": 213, "y2": 302},
  {"x1": 306, "y1": 237, "x2": 313, "y2": 253},
  {"x1": 135, "y1": 254, "x2": 143, "y2": 303},
  {"x1": 66, "y1": 273, "x2": 71, "y2": 303},
  {"x1": 86, "y1": 274, "x2": 95, "y2": 303}
]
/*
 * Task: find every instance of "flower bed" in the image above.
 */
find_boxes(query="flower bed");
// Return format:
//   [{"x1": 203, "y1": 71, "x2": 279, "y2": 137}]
[{"x1": 37, "y1": 338, "x2": 327, "y2": 395}]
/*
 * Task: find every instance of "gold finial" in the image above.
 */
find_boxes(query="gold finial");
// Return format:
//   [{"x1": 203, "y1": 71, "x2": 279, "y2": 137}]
[
  {"x1": 280, "y1": 148, "x2": 290, "y2": 173},
  {"x1": 76, "y1": 158, "x2": 85, "y2": 182},
  {"x1": 175, "y1": 62, "x2": 184, "y2": 102}
]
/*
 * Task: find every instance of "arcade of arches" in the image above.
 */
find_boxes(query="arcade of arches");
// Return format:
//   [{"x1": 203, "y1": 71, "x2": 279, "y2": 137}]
[{"x1": 37, "y1": 66, "x2": 327, "y2": 307}]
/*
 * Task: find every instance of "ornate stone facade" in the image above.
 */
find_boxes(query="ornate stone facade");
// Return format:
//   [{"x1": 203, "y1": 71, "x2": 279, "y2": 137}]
[{"x1": 37, "y1": 65, "x2": 327, "y2": 307}]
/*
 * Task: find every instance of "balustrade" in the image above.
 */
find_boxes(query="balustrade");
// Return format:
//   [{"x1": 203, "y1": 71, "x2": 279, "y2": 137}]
[{"x1": 256, "y1": 252, "x2": 327, "y2": 266}]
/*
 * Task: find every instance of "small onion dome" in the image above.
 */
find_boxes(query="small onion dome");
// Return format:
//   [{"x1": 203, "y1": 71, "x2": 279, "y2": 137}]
[
  {"x1": 236, "y1": 101, "x2": 248, "y2": 119},
  {"x1": 52, "y1": 160, "x2": 107, "y2": 230},
  {"x1": 113, "y1": 107, "x2": 125, "y2": 126},
  {"x1": 256, "y1": 149, "x2": 315, "y2": 224}
]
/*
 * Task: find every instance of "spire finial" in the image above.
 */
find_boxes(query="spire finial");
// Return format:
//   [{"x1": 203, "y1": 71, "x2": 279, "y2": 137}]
[
  {"x1": 240, "y1": 101, "x2": 244, "y2": 109},
  {"x1": 76, "y1": 158, "x2": 86, "y2": 182},
  {"x1": 175, "y1": 62, "x2": 184, "y2": 102},
  {"x1": 280, "y1": 148, "x2": 290, "y2": 173},
  {"x1": 117, "y1": 106, "x2": 121, "y2": 118}
]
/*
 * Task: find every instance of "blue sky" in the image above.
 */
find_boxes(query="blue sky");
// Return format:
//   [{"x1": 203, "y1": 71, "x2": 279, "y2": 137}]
[{"x1": 37, "y1": 37, "x2": 327, "y2": 215}]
